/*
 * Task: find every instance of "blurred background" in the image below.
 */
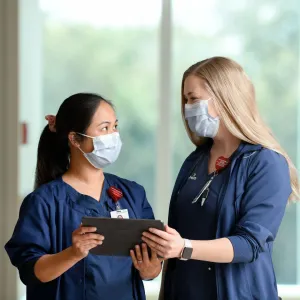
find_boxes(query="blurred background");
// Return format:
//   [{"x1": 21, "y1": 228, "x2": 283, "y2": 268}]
[{"x1": 0, "y1": 0, "x2": 300, "y2": 299}]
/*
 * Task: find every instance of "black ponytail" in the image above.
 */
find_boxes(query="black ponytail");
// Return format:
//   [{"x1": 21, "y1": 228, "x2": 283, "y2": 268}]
[{"x1": 34, "y1": 93, "x2": 113, "y2": 189}]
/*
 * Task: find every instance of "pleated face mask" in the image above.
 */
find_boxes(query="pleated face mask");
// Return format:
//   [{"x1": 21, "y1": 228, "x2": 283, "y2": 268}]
[
  {"x1": 77, "y1": 132, "x2": 122, "y2": 169},
  {"x1": 184, "y1": 99, "x2": 220, "y2": 138}
]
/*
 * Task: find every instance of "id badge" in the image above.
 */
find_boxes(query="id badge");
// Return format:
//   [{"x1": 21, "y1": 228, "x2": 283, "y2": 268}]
[{"x1": 110, "y1": 209, "x2": 129, "y2": 219}]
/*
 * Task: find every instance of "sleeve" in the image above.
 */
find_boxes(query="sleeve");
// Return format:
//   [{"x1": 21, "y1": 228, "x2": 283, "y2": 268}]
[
  {"x1": 4, "y1": 193, "x2": 51, "y2": 286},
  {"x1": 227, "y1": 150, "x2": 292, "y2": 263}
]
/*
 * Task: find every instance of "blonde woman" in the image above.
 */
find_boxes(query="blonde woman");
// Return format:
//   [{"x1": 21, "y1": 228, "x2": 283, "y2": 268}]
[{"x1": 142, "y1": 57, "x2": 299, "y2": 300}]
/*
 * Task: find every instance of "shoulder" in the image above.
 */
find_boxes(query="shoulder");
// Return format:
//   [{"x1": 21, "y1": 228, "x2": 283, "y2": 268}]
[
  {"x1": 247, "y1": 148, "x2": 289, "y2": 175},
  {"x1": 104, "y1": 173, "x2": 145, "y2": 193},
  {"x1": 21, "y1": 178, "x2": 65, "y2": 209},
  {"x1": 244, "y1": 148, "x2": 292, "y2": 196}
]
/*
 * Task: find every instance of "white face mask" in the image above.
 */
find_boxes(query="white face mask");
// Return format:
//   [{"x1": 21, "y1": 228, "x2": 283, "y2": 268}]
[
  {"x1": 184, "y1": 99, "x2": 220, "y2": 138},
  {"x1": 77, "y1": 132, "x2": 122, "y2": 169}
]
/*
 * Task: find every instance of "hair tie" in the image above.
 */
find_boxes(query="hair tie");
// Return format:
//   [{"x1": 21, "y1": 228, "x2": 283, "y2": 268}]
[{"x1": 45, "y1": 115, "x2": 56, "y2": 132}]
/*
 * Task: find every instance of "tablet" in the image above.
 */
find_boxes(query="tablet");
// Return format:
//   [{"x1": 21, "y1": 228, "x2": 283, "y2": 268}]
[{"x1": 81, "y1": 217, "x2": 165, "y2": 256}]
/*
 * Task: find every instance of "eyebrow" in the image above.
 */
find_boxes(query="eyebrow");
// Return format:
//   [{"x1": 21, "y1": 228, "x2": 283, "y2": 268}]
[
  {"x1": 98, "y1": 119, "x2": 118, "y2": 126},
  {"x1": 184, "y1": 92, "x2": 199, "y2": 98}
]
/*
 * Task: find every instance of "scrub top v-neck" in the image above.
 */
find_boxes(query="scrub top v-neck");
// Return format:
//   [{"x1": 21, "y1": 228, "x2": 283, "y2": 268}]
[
  {"x1": 173, "y1": 153, "x2": 229, "y2": 300},
  {"x1": 63, "y1": 178, "x2": 134, "y2": 300}
]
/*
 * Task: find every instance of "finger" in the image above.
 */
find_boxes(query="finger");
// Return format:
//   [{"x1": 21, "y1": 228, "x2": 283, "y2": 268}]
[
  {"x1": 147, "y1": 228, "x2": 172, "y2": 240},
  {"x1": 79, "y1": 226, "x2": 98, "y2": 235},
  {"x1": 141, "y1": 243, "x2": 150, "y2": 264},
  {"x1": 147, "y1": 245, "x2": 165, "y2": 259},
  {"x1": 74, "y1": 225, "x2": 93, "y2": 234},
  {"x1": 74, "y1": 226, "x2": 97, "y2": 236},
  {"x1": 73, "y1": 234, "x2": 104, "y2": 244},
  {"x1": 130, "y1": 250, "x2": 139, "y2": 269},
  {"x1": 82, "y1": 242, "x2": 101, "y2": 251},
  {"x1": 142, "y1": 232, "x2": 168, "y2": 246},
  {"x1": 142, "y1": 237, "x2": 163, "y2": 254},
  {"x1": 150, "y1": 248, "x2": 158, "y2": 261},
  {"x1": 75, "y1": 240, "x2": 103, "y2": 248},
  {"x1": 165, "y1": 225, "x2": 178, "y2": 235},
  {"x1": 78, "y1": 233, "x2": 104, "y2": 241},
  {"x1": 135, "y1": 245, "x2": 143, "y2": 262}
]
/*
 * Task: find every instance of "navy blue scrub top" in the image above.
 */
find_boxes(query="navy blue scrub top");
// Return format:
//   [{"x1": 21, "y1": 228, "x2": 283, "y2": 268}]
[
  {"x1": 173, "y1": 152, "x2": 229, "y2": 300},
  {"x1": 65, "y1": 178, "x2": 134, "y2": 300},
  {"x1": 5, "y1": 173, "x2": 154, "y2": 300}
]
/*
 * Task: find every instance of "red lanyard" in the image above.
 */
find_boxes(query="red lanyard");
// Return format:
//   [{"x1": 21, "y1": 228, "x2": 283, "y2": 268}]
[
  {"x1": 215, "y1": 156, "x2": 229, "y2": 172},
  {"x1": 191, "y1": 156, "x2": 230, "y2": 206}
]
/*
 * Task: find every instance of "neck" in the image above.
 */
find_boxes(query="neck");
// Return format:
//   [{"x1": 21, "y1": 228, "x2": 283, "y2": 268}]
[
  {"x1": 212, "y1": 131, "x2": 241, "y2": 158},
  {"x1": 66, "y1": 154, "x2": 104, "y2": 185}
]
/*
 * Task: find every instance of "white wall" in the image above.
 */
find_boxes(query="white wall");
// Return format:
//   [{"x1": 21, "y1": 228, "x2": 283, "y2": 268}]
[
  {"x1": 0, "y1": 0, "x2": 19, "y2": 299},
  {"x1": 17, "y1": 0, "x2": 43, "y2": 297},
  {"x1": 19, "y1": 0, "x2": 43, "y2": 198}
]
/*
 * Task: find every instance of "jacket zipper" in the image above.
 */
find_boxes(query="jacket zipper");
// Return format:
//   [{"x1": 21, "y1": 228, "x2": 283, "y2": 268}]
[{"x1": 214, "y1": 156, "x2": 240, "y2": 300}]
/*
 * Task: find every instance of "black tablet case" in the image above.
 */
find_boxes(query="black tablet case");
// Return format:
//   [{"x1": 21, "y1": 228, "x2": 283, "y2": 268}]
[{"x1": 82, "y1": 217, "x2": 165, "y2": 256}]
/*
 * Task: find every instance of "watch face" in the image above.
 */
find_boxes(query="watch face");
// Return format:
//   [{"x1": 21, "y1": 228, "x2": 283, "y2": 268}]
[{"x1": 182, "y1": 247, "x2": 193, "y2": 260}]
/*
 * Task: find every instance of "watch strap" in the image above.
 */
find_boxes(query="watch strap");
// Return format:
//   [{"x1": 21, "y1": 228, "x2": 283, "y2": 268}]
[{"x1": 180, "y1": 239, "x2": 193, "y2": 260}]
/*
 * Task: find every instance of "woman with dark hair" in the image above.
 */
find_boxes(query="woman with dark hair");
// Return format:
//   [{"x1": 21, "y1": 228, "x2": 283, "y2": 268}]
[{"x1": 5, "y1": 93, "x2": 161, "y2": 300}]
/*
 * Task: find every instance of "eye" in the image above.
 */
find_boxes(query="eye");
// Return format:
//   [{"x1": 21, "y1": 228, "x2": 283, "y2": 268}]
[
  {"x1": 101, "y1": 126, "x2": 108, "y2": 132},
  {"x1": 114, "y1": 124, "x2": 118, "y2": 130}
]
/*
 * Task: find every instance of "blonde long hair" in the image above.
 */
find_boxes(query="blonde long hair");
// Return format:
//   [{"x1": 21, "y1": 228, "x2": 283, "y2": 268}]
[{"x1": 181, "y1": 56, "x2": 299, "y2": 201}]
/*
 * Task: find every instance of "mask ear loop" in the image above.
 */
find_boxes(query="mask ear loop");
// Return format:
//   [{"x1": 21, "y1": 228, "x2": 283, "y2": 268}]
[
  {"x1": 76, "y1": 132, "x2": 94, "y2": 139},
  {"x1": 78, "y1": 147, "x2": 88, "y2": 155},
  {"x1": 74, "y1": 133, "x2": 94, "y2": 155}
]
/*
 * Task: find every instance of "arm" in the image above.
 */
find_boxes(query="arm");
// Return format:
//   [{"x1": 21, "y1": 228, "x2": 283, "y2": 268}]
[
  {"x1": 34, "y1": 247, "x2": 79, "y2": 282},
  {"x1": 35, "y1": 226, "x2": 103, "y2": 282},
  {"x1": 5, "y1": 194, "x2": 103, "y2": 285},
  {"x1": 5, "y1": 194, "x2": 52, "y2": 285},
  {"x1": 143, "y1": 151, "x2": 291, "y2": 263},
  {"x1": 190, "y1": 239, "x2": 233, "y2": 262},
  {"x1": 227, "y1": 151, "x2": 291, "y2": 263}
]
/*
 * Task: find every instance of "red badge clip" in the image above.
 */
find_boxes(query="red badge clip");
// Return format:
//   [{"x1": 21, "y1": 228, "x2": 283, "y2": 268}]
[
  {"x1": 107, "y1": 186, "x2": 123, "y2": 203},
  {"x1": 215, "y1": 156, "x2": 230, "y2": 172}
]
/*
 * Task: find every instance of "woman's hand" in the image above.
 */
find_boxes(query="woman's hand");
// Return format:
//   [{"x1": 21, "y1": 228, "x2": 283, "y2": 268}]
[
  {"x1": 130, "y1": 243, "x2": 162, "y2": 280},
  {"x1": 70, "y1": 225, "x2": 104, "y2": 260},
  {"x1": 142, "y1": 225, "x2": 184, "y2": 259}
]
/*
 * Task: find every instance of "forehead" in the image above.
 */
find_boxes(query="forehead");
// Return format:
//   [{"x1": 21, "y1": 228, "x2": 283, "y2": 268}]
[
  {"x1": 183, "y1": 75, "x2": 207, "y2": 95},
  {"x1": 91, "y1": 101, "x2": 116, "y2": 122}
]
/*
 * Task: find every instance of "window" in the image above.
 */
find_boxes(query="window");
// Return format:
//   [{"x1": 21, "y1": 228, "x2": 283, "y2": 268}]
[
  {"x1": 40, "y1": 0, "x2": 160, "y2": 205},
  {"x1": 18, "y1": 0, "x2": 300, "y2": 299}
]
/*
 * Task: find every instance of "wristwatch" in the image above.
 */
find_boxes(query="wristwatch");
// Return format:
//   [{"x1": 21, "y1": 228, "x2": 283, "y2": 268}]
[{"x1": 180, "y1": 239, "x2": 193, "y2": 261}]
